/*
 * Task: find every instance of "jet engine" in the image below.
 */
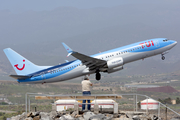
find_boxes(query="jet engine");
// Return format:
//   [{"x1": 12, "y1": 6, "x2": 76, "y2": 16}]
[
  {"x1": 107, "y1": 57, "x2": 123, "y2": 69},
  {"x1": 107, "y1": 66, "x2": 123, "y2": 73}
]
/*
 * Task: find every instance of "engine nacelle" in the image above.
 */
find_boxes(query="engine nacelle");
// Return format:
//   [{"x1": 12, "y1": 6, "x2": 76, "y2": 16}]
[
  {"x1": 107, "y1": 57, "x2": 123, "y2": 69},
  {"x1": 107, "y1": 66, "x2": 123, "y2": 73}
]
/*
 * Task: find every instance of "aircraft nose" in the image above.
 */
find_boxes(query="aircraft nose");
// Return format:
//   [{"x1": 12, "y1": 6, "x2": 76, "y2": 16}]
[{"x1": 170, "y1": 40, "x2": 177, "y2": 47}]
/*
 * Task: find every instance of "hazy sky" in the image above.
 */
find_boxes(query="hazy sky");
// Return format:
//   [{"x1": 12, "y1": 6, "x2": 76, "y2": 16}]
[
  {"x1": 0, "y1": 0, "x2": 159, "y2": 13},
  {"x1": 0, "y1": 0, "x2": 180, "y2": 78}
]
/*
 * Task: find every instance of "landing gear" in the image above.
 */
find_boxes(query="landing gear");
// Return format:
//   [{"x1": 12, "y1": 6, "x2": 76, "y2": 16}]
[
  {"x1": 161, "y1": 55, "x2": 165, "y2": 60},
  {"x1": 96, "y1": 72, "x2": 101, "y2": 81}
]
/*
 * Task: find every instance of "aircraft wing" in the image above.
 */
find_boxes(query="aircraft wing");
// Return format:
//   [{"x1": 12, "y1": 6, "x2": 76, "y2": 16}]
[
  {"x1": 62, "y1": 43, "x2": 107, "y2": 70},
  {"x1": 71, "y1": 51, "x2": 106, "y2": 70}
]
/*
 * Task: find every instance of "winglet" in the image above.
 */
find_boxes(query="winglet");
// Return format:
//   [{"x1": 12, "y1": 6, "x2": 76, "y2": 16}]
[{"x1": 62, "y1": 43, "x2": 73, "y2": 57}]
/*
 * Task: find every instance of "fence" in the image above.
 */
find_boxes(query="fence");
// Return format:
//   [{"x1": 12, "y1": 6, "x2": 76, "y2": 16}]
[{"x1": 25, "y1": 93, "x2": 180, "y2": 119}]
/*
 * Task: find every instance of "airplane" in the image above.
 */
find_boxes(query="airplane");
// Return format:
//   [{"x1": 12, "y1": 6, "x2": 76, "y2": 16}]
[{"x1": 3, "y1": 38, "x2": 177, "y2": 84}]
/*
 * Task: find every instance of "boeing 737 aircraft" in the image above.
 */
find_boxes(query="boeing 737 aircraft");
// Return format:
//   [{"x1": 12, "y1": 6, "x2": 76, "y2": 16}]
[{"x1": 3, "y1": 38, "x2": 177, "y2": 84}]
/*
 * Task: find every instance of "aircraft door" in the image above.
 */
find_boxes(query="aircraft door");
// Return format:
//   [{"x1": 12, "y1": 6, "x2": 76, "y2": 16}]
[{"x1": 155, "y1": 40, "x2": 160, "y2": 48}]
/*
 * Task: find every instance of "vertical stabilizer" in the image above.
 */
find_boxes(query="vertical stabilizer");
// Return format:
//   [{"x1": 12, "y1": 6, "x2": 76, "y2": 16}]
[{"x1": 3, "y1": 48, "x2": 51, "y2": 75}]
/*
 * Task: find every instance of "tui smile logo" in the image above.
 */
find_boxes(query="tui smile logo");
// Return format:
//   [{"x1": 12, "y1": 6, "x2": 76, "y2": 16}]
[{"x1": 14, "y1": 59, "x2": 25, "y2": 71}]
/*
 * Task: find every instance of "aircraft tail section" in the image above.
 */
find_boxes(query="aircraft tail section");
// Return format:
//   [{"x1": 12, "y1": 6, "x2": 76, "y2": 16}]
[{"x1": 3, "y1": 48, "x2": 51, "y2": 75}]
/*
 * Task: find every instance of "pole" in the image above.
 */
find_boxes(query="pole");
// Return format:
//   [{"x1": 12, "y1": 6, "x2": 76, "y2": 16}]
[
  {"x1": 29, "y1": 98, "x2": 30, "y2": 112},
  {"x1": 25, "y1": 93, "x2": 27, "y2": 114},
  {"x1": 158, "y1": 102, "x2": 161, "y2": 119},
  {"x1": 136, "y1": 94, "x2": 137, "y2": 112},
  {"x1": 146, "y1": 96, "x2": 148, "y2": 114},
  {"x1": 166, "y1": 104, "x2": 167, "y2": 120},
  {"x1": 134, "y1": 94, "x2": 135, "y2": 112}
]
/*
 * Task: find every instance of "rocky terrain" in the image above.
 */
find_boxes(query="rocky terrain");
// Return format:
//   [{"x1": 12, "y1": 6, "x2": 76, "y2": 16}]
[{"x1": 10, "y1": 110, "x2": 165, "y2": 120}]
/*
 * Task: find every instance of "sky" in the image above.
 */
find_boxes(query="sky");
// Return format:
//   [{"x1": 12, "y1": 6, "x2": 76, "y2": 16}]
[
  {"x1": 0, "y1": 0, "x2": 180, "y2": 79},
  {"x1": 0, "y1": 0, "x2": 155, "y2": 13}
]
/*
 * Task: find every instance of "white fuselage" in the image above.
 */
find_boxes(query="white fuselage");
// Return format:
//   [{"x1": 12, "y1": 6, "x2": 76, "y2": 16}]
[{"x1": 17, "y1": 38, "x2": 177, "y2": 84}]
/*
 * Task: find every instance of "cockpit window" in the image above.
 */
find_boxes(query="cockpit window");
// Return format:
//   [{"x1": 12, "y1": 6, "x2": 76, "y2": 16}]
[{"x1": 163, "y1": 39, "x2": 168, "y2": 42}]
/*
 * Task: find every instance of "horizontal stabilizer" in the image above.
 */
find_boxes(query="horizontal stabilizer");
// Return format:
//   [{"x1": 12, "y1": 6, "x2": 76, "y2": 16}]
[
  {"x1": 65, "y1": 60, "x2": 69, "y2": 62},
  {"x1": 9, "y1": 75, "x2": 31, "y2": 80}
]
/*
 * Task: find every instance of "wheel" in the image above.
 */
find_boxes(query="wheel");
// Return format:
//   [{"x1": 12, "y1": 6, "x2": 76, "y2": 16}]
[
  {"x1": 96, "y1": 73, "x2": 101, "y2": 81},
  {"x1": 162, "y1": 56, "x2": 165, "y2": 60}
]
